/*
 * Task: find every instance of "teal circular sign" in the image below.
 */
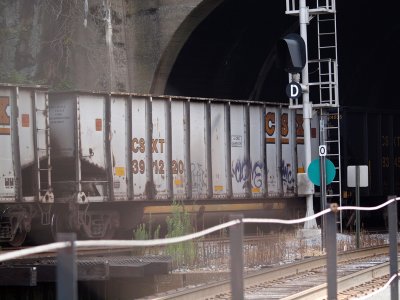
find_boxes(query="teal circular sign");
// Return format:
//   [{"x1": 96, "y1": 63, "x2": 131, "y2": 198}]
[{"x1": 307, "y1": 158, "x2": 336, "y2": 186}]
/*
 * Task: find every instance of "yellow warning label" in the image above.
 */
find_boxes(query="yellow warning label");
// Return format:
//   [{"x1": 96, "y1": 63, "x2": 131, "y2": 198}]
[
  {"x1": 115, "y1": 167, "x2": 125, "y2": 177},
  {"x1": 298, "y1": 167, "x2": 305, "y2": 173},
  {"x1": 214, "y1": 185, "x2": 224, "y2": 192},
  {"x1": 251, "y1": 187, "x2": 261, "y2": 193},
  {"x1": 174, "y1": 179, "x2": 183, "y2": 186}
]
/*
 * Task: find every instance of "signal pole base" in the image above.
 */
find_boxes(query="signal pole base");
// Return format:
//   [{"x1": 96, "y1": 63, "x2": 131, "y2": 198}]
[{"x1": 303, "y1": 195, "x2": 318, "y2": 229}]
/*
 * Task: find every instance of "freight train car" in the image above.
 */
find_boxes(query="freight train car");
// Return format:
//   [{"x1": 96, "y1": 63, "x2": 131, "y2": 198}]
[
  {"x1": 340, "y1": 107, "x2": 400, "y2": 228},
  {"x1": 0, "y1": 84, "x2": 323, "y2": 245},
  {"x1": 0, "y1": 84, "x2": 53, "y2": 246}
]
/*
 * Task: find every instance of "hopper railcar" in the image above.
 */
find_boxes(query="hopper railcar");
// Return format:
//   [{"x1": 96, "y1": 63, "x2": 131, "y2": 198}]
[
  {"x1": 0, "y1": 83, "x2": 320, "y2": 245},
  {"x1": 340, "y1": 107, "x2": 400, "y2": 228}
]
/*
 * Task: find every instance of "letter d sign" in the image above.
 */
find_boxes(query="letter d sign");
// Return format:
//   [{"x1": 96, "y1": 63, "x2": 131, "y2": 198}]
[
  {"x1": 285, "y1": 81, "x2": 302, "y2": 99},
  {"x1": 291, "y1": 85, "x2": 299, "y2": 97}
]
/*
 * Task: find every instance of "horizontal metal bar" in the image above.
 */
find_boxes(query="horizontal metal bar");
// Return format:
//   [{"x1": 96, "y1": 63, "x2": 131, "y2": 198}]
[
  {"x1": 80, "y1": 181, "x2": 108, "y2": 183},
  {"x1": 318, "y1": 18, "x2": 335, "y2": 22},
  {"x1": 319, "y1": 46, "x2": 336, "y2": 49},
  {"x1": 308, "y1": 82, "x2": 336, "y2": 86}
]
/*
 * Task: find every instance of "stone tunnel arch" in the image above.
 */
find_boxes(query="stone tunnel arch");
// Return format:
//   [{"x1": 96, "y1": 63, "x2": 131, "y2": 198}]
[{"x1": 150, "y1": 0, "x2": 223, "y2": 95}]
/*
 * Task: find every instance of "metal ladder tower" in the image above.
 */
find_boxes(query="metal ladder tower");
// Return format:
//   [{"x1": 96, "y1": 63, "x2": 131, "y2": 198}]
[{"x1": 286, "y1": 0, "x2": 342, "y2": 232}]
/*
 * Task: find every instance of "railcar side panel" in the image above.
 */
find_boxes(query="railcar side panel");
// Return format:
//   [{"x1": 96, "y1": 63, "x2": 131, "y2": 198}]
[
  {"x1": 131, "y1": 98, "x2": 147, "y2": 200},
  {"x1": 249, "y1": 106, "x2": 266, "y2": 197},
  {"x1": 189, "y1": 102, "x2": 209, "y2": 199},
  {"x1": 393, "y1": 116, "x2": 400, "y2": 193},
  {"x1": 78, "y1": 95, "x2": 108, "y2": 201},
  {"x1": 152, "y1": 99, "x2": 169, "y2": 199},
  {"x1": 365, "y1": 113, "x2": 380, "y2": 196},
  {"x1": 381, "y1": 114, "x2": 392, "y2": 195},
  {"x1": 18, "y1": 90, "x2": 35, "y2": 169},
  {"x1": 49, "y1": 96, "x2": 75, "y2": 158},
  {"x1": 110, "y1": 96, "x2": 129, "y2": 200},
  {"x1": 230, "y1": 104, "x2": 247, "y2": 198},
  {"x1": 210, "y1": 103, "x2": 228, "y2": 198},
  {"x1": 265, "y1": 107, "x2": 280, "y2": 196},
  {"x1": 0, "y1": 88, "x2": 15, "y2": 201},
  {"x1": 311, "y1": 115, "x2": 320, "y2": 160},
  {"x1": 296, "y1": 110, "x2": 306, "y2": 174},
  {"x1": 1, "y1": 86, "x2": 51, "y2": 203},
  {"x1": 171, "y1": 101, "x2": 187, "y2": 199},
  {"x1": 281, "y1": 108, "x2": 296, "y2": 196}
]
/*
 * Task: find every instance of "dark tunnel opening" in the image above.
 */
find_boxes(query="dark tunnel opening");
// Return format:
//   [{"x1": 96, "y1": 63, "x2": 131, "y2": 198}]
[
  {"x1": 165, "y1": 0, "x2": 294, "y2": 101},
  {"x1": 165, "y1": 0, "x2": 400, "y2": 109}
]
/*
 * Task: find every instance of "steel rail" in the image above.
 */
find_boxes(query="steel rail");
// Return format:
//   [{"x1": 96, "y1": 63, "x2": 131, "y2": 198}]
[
  {"x1": 147, "y1": 245, "x2": 391, "y2": 300},
  {"x1": 282, "y1": 261, "x2": 392, "y2": 300}
]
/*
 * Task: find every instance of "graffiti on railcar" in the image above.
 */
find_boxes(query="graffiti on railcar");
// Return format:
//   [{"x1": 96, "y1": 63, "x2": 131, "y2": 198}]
[
  {"x1": 266, "y1": 168, "x2": 277, "y2": 190},
  {"x1": 231, "y1": 158, "x2": 264, "y2": 190},
  {"x1": 281, "y1": 160, "x2": 295, "y2": 192},
  {"x1": 191, "y1": 163, "x2": 207, "y2": 194}
]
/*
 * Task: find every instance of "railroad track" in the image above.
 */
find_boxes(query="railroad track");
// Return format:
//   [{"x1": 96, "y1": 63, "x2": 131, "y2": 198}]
[{"x1": 143, "y1": 245, "x2": 394, "y2": 300}]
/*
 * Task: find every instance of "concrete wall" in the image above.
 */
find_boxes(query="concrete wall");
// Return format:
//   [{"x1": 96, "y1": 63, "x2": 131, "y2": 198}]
[{"x1": 0, "y1": 0, "x2": 222, "y2": 93}]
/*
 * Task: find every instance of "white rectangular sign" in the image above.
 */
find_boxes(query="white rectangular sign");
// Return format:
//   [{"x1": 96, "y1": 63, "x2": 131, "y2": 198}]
[{"x1": 347, "y1": 165, "x2": 368, "y2": 187}]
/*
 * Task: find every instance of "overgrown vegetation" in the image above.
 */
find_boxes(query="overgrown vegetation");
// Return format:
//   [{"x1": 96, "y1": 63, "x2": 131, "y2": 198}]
[
  {"x1": 132, "y1": 202, "x2": 387, "y2": 270},
  {"x1": 132, "y1": 216, "x2": 160, "y2": 256},
  {"x1": 132, "y1": 201, "x2": 196, "y2": 267},
  {"x1": 165, "y1": 200, "x2": 196, "y2": 268}
]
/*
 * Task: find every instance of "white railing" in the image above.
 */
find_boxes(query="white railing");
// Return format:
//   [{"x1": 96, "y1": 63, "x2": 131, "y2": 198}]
[{"x1": 1, "y1": 196, "x2": 400, "y2": 299}]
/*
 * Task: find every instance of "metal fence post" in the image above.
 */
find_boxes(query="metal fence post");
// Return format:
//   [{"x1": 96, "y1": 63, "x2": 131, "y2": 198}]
[
  {"x1": 326, "y1": 203, "x2": 337, "y2": 300},
  {"x1": 355, "y1": 166, "x2": 360, "y2": 249},
  {"x1": 230, "y1": 214, "x2": 244, "y2": 300},
  {"x1": 57, "y1": 232, "x2": 77, "y2": 300},
  {"x1": 388, "y1": 196, "x2": 398, "y2": 300}
]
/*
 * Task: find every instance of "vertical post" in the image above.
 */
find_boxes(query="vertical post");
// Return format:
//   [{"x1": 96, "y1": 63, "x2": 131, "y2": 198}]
[
  {"x1": 226, "y1": 103, "x2": 233, "y2": 198},
  {"x1": 11, "y1": 87, "x2": 22, "y2": 201},
  {"x1": 184, "y1": 100, "x2": 192, "y2": 199},
  {"x1": 388, "y1": 196, "x2": 398, "y2": 300},
  {"x1": 127, "y1": 95, "x2": 133, "y2": 199},
  {"x1": 165, "y1": 98, "x2": 173, "y2": 199},
  {"x1": 105, "y1": 94, "x2": 114, "y2": 201},
  {"x1": 146, "y1": 96, "x2": 154, "y2": 199},
  {"x1": 355, "y1": 166, "x2": 360, "y2": 249},
  {"x1": 326, "y1": 203, "x2": 338, "y2": 300},
  {"x1": 230, "y1": 214, "x2": 244, "y2": 300},
  {"x1": 299, "y1": 0, "x2": 317, "y2": 229},
  {"x1": 320, "y1": 118, "x2": 327, "y2": 250},
  {"x1": 206, "y1": 101, "x2": 213, "y2": 199},
  {"x1": 57, "y1": 233, "x2": 77, "y2": 300}
]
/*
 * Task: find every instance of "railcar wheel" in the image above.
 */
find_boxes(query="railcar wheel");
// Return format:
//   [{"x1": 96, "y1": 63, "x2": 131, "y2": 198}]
[
  {"x1": 9, "y1": 228, "x2": 27, "y2": 247},
  {"x1": 79, "y1": 223, "x2": 116, "y2": 240},
  {"x1": 51, "y1": 213, "x2": 72, "y2": 240}
]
